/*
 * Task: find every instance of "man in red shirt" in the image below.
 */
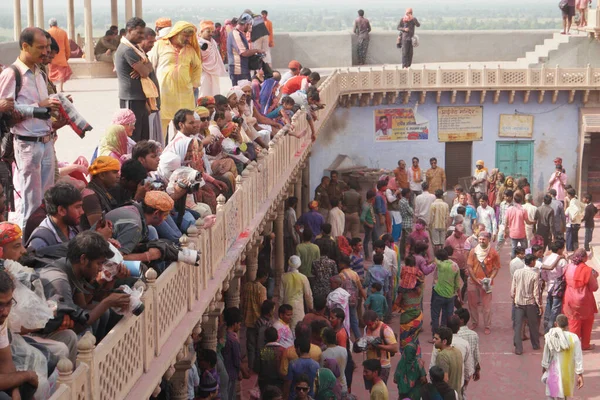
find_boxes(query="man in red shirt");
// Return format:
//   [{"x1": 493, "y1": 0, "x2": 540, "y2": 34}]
[
  {"x1": 504, "y1": 193, "x2": 534, "y2": 259},
  {"x1": 281, "y1": 71, "x2": 320, "y2": 95}
]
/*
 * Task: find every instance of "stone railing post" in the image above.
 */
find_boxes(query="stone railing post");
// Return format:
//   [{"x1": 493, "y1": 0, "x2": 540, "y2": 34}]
[
  {"x1": 145, "y1": 268, "x2": 159, "y2": 356},
  {"x1": 245, "y1": 242, "x2": 259, "y2": 282},
  {"x1": 201, "y1": 300, "x2": 222, "y2": 350},
  {"x1": 55, "y1": 358, "x2": 74, "y2": 392},
  {"x1": 225, "y1": 260, "x2": 244, "y2": 309},
  {"x1": 76, "y1": 331, "x2": 96, "y2": 397}
]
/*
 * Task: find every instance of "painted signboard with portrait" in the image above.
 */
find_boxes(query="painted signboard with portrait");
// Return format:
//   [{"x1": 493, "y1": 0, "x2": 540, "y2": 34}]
[
  {"x1": 437, "y1": 106, "x2": 483, "y2": 142},
  {"x1": 374, "y1": 106, "x2": 429, "y2": 142}
]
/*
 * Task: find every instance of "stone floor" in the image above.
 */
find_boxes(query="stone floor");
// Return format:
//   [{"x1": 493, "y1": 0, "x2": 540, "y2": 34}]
[{"x1": 241, "y1": 228, "x2": 600, "y2": 400}]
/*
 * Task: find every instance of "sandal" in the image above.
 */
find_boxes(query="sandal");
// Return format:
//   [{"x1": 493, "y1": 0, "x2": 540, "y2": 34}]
[{"x1": 484, "y1": 328, "x2": 491, "y2": 335}]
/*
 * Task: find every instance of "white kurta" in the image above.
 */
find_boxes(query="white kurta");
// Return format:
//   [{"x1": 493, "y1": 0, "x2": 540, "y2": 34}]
[{"x1": 542, "y1": 330, "x2": 584, "y2": 399}]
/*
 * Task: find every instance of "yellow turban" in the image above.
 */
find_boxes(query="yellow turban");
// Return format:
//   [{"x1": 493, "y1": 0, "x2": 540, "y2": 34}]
[
  {"x1": 89, "y1": 156, "x2": 121, "y2": 176},
  {"x1": 195, "y1": 106, "x2": 210, "y2": 117},
  {"x1": 163, "y1": 21, "x2": 201, "y2": 58}
]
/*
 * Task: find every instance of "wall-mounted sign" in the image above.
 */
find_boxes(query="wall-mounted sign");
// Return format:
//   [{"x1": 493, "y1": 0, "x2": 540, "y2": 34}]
[
  {"x1": 498, "y1": 114, "x2": 534, "y2": 138},
  {"x1": 374, "y1": 106, "x2": 429, "y2": 142},
  {"x1": 437, "y1": 106, "x2": 483, "y2": 142}
]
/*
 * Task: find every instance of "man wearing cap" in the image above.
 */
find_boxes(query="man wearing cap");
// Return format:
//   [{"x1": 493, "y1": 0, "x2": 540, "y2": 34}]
[
  {"x1": 80, "y1": 157, "x2": 120, "y2": 230},
  {"x1": 105, "y1": 191, "x2": 173, "y2": 265},
  {"x1": 281, "y1": 60, "x2": 301, "y2": 86},
  {"x1": 198, "y1": 20, "x2": 227, "y2": 97},
  {"x1": 227, "y1": 14, "x2": 265, "y2": 86},
  {"x1": 245, "y1": 9, "x2": 272, "y2": 66},
  {"x1": 472, "y1": 160, "x2": 488, "y2": 205},
  {"x1": 27, "y1": 183, "x2": 84, "y2": 252},
  {"x1": 296, "y1": 201, "x2": 325, "y2": 241}
]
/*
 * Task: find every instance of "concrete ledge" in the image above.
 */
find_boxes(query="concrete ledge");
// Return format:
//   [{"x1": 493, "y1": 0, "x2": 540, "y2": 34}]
[{"x1": 69, "y1": 59, "x2": 116, "y2": 79}]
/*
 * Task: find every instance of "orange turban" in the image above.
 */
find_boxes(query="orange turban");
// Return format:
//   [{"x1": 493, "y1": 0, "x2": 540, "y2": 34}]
[
  {"x1": 221, "y1": 122, "x2": 236, "y2": 138},
  {"x1": 0, "y1": 223, "x2": 22, "y2": 246},
  {"x1": 89, "y1": 156, "x2": 120, "y2": 176},
  {"x1": 144, "y1": 191, "x2": 174, "y2": 212},
  {"x1": 155, "y1": 17, "x2": 172, "y2": 29},
  {"x1": 200, "y1": 20, "x2": 215, "y2": 32},
  {"x1": 309, "y1": 201, "x2": 319, "y2": 210},
  {"x1": 197, "y1": 96, "x2": 215, "y2": 107}
]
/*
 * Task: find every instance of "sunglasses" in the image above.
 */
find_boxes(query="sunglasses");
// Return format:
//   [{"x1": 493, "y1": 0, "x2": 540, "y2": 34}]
[
  {"x1": 199, "y1": 117, "x2": 209, "y2": 122},
  {"x1": 295, "y1": 386, "x2": 309, "y2": 392}
]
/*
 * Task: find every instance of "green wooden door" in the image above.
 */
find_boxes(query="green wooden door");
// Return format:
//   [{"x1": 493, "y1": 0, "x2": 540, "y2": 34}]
[{"x1": 495, "y1": 141, "x2": 533, "y2": 182}]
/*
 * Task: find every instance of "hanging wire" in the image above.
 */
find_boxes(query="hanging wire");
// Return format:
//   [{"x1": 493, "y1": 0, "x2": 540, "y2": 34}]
[{"x1": 514, "y1": 102, "x2": 568, "y2": 115}]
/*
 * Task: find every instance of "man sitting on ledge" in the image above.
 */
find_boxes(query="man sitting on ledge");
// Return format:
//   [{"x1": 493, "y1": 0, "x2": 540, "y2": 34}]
[{"x1": 95, "y1": 30, "x2": 118, "y2": 63}]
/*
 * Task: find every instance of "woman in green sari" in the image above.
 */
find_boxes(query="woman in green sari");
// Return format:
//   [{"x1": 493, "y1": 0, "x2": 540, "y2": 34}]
[
  {"x1": 315, "y1": 368, "x2": 340, "y2": 400},
  {"x1": 394, "y1": 342, "x2": 427, "y2": 400}
]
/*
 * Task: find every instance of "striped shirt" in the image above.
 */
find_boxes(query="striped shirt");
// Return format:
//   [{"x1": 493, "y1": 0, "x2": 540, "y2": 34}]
[
  {"x1": 511, "y1": 266, "x2": 542, "y2": 307},
  {"x1": 399, "y1": 198, "x2": 414, "y2": 231},
  {"x1": 227, "y1": 28, "x2": 249, "y2": 75},
  {"x1": 429, "y1": 199, "x2": 450, "y2": 230}
]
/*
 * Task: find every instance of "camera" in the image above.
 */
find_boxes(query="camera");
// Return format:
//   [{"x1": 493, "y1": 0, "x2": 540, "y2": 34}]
[
  {"x1": 173, "y1": 167, "x2": 205, "y2": 193},
  {"x1": 114, "y1": 285, "x2": 145, "y2": 317},
  {"x1": 231, "y1": 115, "x2": 243, "y2": 125},
  {"x1": 200, "y1": 42, "x2": 209, "y2": 51},
  {"x1": 14, "y1": 105, "x2": 51, "y2": 120}
]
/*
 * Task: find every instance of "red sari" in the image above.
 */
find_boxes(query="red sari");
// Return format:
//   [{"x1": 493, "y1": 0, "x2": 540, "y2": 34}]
[{"x1": 563, "y1": 262, "x2": 599, "y2": 349}]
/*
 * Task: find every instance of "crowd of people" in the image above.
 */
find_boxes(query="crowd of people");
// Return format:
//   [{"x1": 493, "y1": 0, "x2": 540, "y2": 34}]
[
  {"x1": 0, "y1": 8, "x2": 598, "y2": 400},
  {"x1": 0, "y1": 8, "x2": 331, "y2": 400}
]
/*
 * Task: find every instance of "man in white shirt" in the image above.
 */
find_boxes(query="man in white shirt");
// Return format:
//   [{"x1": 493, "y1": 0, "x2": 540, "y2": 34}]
[
  {"x1": 523, "y1": 194, "x2": 537, "y2": 247},
  {"x1": 476, "y1": 194, "x2": 498, "y2": 242},
  {"x1": 408, "y1": 157, "x2": 424, "y2": 206},
  {"x1": 375, "y1": 115, "x2": 391, "y2": 137},
  {"x1": 414, "y1": 182, "x2": 436, "y2": 225},
  {"x1": 327, "y1": 198, "x2": 345, "y2": 238}
]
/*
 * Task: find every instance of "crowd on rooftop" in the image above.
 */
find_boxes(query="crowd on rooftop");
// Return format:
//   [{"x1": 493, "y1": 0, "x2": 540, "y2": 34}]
[{"x1": 0, "y1": 6, "x2": 597, "y2": 400}]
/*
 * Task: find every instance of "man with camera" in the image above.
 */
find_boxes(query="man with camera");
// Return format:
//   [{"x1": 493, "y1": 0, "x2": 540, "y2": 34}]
[
  {"x1": 39, "y1": 231, "x2": 131, "y2": 356},
  {"x1": 0, "y1": 28, "x2": 61, "y2": 228},
  {"x1": 80, "y1": 157, "x2": 121, "y2": 230},
  {"x1": 227, "y1": 14, "x2": 265, "y2": 86}
]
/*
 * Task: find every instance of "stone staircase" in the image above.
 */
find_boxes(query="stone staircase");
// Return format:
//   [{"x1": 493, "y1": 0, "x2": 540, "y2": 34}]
[{"x1": 515, "y1": 32, "x2": 573, "y2": 67}]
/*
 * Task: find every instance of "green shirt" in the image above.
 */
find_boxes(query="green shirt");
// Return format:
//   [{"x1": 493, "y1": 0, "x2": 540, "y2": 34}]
[
  {"x1": 361, "y1": 203, "x2": 375, "y2": 225},
  {"x1": 365, "y1": 292, "x2": 388, "y2": 319},
  {"x1": 433, "y1": 259, "x2": 461, "y2": 298},
  {"x1": 436, "y1": 347, "x2": 464, "y2": 399},
  {"x1": 296, "y1": 242, "x2": 320, "y2": 278}
]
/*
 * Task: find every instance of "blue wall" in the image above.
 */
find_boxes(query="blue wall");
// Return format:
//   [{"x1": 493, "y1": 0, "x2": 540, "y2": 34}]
[{"x1": 310, "y1": 91, "x2": 581, "y2": 198}]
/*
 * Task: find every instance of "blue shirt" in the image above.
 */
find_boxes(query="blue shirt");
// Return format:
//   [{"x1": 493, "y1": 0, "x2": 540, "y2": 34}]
[
  {"x1": 350, "y1": 253, "x2": 365, "y2": 279},
  {"x1": 296, "y1": 210, "x2": 325, "y2": 241},
  {"x1": 286, "y1": 357, "x2": 320, "y2": 399},
  {"x1": 227, "y1": 29, "x2": 250, "y2": 75},
  {"x1": 364, "y1": 264, "x2": 391, "y2": 294}
]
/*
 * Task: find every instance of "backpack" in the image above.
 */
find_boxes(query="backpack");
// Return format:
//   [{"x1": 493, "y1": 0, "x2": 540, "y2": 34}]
[
  {"x1": 340, "y1": 269, "x2": 359, "y2": 307},
  {"x1": 0, "y1": 65, "x2": 22, "y2": 211},
  {"x1": 379, "y1": 323, "x2": 398, "y2": 357}
]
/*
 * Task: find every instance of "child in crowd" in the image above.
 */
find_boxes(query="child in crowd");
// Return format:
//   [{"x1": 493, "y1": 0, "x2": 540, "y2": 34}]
[
  {"x1": 398, "y1": 254, "x2": 424, "y2": 293},
  {"x1": 222, "y1": 307, "x2": 242, "y2": 400},
  {"x1": 583, "y1": 193, "x2": 598, "y2": 252},
  {"x1": 197, "y1": 349, "x2": 222, "y2": 400},
  {"x1": 364, "y1": 282, "x2": 388, "y2": 320},
  {"x1": 509, "y1": 246, "x2": 526, "y2": 278}
]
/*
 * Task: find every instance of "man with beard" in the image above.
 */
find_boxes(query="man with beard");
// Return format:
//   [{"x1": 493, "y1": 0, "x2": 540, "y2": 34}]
[
  {"x1": 80, "y1": 157, "x2": 120, "y2": 230},
  {"x1": 26, "y1": 183, "x2": 84, "y2": 251},
  {"x1": 115, "y1": 18, "x2": 160, "y2": 142},
  {"x1": 149, "y1": 21, "x2": 202, "y2": 138}
]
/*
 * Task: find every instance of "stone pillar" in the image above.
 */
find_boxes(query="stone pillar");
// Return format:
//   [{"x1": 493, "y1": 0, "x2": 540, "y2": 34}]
[
  {"x1": 13, "y1": 0, "x2": 22, "y2": 41},
  {"x1": 302, "y1": 161, "x2": 310, "y2": 213},
  {"x1": 134, "y1": 0, "x2": 143, "y2": 18},
  {"x1": 245, "y1": 243, "x2": 259, "y2": 282},
  {"x1": 110, "y1": 0, "x2": 118, "y2": 27},
  {"x1": 225, "y1": 262, "x2": 244, "y2": 309},
  {"x1": 66, "y1": 0, "x2": 75, "y2": 40},
  {"x1": 170, "y1": 338, "x2": 194, "y2": 400},
  {"x1": 26, "y1": 0, "x2": 33, "y2": 28},
  {"x1": 125, "y1": 0, "x2": 133, "y2": 22},
  {"x1": 83, "y1": 0, "x2": 94, "y2": 62},
  {"x1": 273, "y1": 201, "x2": 285, "y2": 300},
  {"x1": 294, "y1": 171, "x2": 302, "y2": 217},
  {"x1": 34, "y1": 0, "x2": 43, "y2": 28},
  {"x1": 201, "y1": 301, "x2": 222, "y2": 350}
]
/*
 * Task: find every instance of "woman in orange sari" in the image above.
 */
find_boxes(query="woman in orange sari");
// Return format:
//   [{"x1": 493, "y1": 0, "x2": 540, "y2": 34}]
[{"x1": 563, "y1": 248, "x2": 599, "y2": 350}]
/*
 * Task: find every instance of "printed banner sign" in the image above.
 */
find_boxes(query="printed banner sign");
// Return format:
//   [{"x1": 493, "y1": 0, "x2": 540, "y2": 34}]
[
  {"x1": 499, "y1": 114, "x2": 534, "y2": 138},
  {"x1": 437, "y1": 106, "x2": 483, "y2": 142},
  {"x1": 374, "y1": 107, "x2": 429, "y2": 142}
]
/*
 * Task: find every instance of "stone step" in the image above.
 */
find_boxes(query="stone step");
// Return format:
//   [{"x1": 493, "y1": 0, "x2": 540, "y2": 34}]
[{"x1": 515, "y1": 32, "x2": 572, "y2": 67}]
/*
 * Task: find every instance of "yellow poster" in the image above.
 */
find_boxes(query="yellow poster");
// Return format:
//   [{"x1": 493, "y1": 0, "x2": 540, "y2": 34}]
[
  {"x1": 374, "y1": 107, "x2": 429, "y2": 142},
  {"x1": 437, "y1": 106, "x2": 483, "y2": 142},
  {"x1": 499, "y1": 114, "x2": 534, "y2": 137}
]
